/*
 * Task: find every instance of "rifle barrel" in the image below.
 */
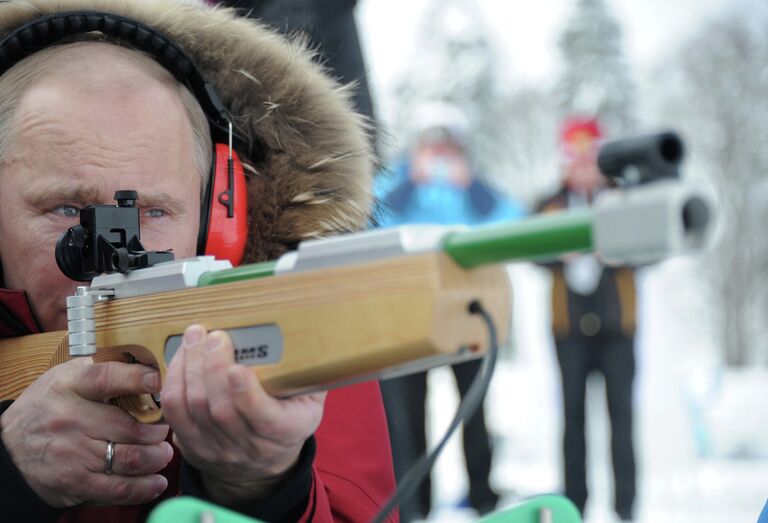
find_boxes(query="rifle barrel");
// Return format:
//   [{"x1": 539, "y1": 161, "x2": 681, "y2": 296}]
[{"x1": 443, "y1": 209, "x2": 593, "y2": 268}]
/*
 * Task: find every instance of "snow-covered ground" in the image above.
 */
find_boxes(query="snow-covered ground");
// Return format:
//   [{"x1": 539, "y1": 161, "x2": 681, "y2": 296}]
[{"x1": 417, "y1": 258, "x2": 768, "y2": 522}]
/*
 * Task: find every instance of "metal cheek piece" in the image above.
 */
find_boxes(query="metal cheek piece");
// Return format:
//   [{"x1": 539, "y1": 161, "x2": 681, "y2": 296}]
[{"x1": 105, "y1": 441, "x2": 116, "y2": 475}]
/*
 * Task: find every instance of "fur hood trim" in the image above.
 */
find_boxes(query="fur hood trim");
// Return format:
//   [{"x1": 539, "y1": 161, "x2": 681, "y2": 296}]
[{"x1": 0, "y1": 0, "x2": 374, "y2": 262}]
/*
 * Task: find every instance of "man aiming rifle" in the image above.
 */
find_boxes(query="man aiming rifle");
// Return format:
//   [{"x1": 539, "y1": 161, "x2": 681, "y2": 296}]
[{"x1": 0, "y1": 1, "x2": 395, "y2": 521}]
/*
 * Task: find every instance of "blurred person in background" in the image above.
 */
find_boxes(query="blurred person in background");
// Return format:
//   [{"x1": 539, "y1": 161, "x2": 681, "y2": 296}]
[
  {"x1": 376, "y1": 102, "x2": 524, "y2": 521},
  {"x1": 536, "y1": 117, "x2": 637, "y2": 522}
]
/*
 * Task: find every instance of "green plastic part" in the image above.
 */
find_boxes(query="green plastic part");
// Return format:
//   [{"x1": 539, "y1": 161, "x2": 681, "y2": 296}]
[
  {"x1": 478, "y1": 494, "x2": 582, "y2": 523},
  {"x1": 148, "y1": 497, "x2": 265, "y2": 523},
  {"x1": 197, "y1": 260, "x2": 278, "y2": 287},
  {"x1": 443, "y1": 209, "x2": 593, "y2": 268},
  {"x1": 148, "y1": 494, "x2": 580, "y2": 523}
]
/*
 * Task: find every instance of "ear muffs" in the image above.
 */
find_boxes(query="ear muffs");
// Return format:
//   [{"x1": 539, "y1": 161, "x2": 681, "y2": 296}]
[{"x1": 197, "y1": 144, "x2": 248, "y2": 265}]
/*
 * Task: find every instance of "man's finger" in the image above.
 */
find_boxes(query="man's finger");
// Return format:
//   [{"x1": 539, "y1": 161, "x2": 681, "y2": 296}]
[
  {"x1": 161, "y1": 341, "x2": 196, "y2": 435},
  {"x1": 80, "y1": 403, "x2": 169, "y2": 445},
  {"x1": 226, "y1": 365, "x2": 285, "y2": 437},
  {"x1": 85, "y1": 440, "x2": 173, "y2": 477},
  {"x1": 71, "y1": 361, "x2": 160, "y2": 401},
  {"x1": 182, "y1": 325, "x2": 215, "y2": 426},
  {"x1": 86, "y1": 473, "x2": 168, "y2": 506},
  {"x1": 204, "y1": 331, "x2": 250, "y2": 439}
]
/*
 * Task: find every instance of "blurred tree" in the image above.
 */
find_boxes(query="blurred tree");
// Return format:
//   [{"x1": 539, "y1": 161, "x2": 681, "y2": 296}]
[
  {"x1": 493, "y1": 88, "x2": 560, "y2": 203},
  {"x1": 555, "y1": 0, "x2": 636, "y2": 137},
  {"x1": 657, "y1": 3, "x2": 768, "y2": 366},
  {"x1": 386, "y1": 0, "x2": 510, "y2": 195}
]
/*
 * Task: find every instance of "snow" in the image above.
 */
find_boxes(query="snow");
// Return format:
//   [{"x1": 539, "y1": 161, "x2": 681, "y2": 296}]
[{"x1": 415, "y1": 258, "x2": 768, "y2": 522}]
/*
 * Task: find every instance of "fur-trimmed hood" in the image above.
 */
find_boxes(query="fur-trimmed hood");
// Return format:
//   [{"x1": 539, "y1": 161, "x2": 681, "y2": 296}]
[{"x1": 0, "y1": 0, "x2": 374, "y2": 263}]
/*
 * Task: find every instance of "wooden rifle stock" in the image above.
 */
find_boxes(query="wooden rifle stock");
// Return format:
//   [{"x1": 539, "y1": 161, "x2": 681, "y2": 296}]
[{"x1": 0, "y1": 252, "x2": 510, "y2": 424}]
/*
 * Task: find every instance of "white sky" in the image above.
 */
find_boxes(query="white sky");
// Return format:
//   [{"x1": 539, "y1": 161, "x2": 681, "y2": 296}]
[{"x1": 357, "y1": 0, "x2": 748, "y2": 109}]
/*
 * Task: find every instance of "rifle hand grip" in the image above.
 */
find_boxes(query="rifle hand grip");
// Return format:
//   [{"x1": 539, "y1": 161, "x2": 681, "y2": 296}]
[
  {"x1": 113, "y1": 393, "x2": 164, "y2": 424},
  {"x1": 92, "y1": 345, "x2": 166, "y2": 424}
]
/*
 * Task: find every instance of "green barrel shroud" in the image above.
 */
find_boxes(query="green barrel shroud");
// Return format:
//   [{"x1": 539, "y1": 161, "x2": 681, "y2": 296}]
[{"x1": 443, "y1": 209, "x2": 594, "y2": 268}]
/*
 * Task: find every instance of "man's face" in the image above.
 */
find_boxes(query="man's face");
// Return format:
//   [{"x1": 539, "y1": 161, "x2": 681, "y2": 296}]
[
  {"x1": 563, "y1": 132, "x2": 605, "y2": 196},
  {"x1": 0, "y1": 49, "x2": 201, "y2": 331},
  {"x1": 411, "y1": 138, "x2": 471, "y2": 187},
  {"x1": 565, "y1": 156, "x2": 605, "y2": 196}
]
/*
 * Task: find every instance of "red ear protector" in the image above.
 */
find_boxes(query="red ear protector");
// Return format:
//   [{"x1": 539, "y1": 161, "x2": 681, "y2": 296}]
[
  {"x1": 198, "y1": 137, "x2": 248, "y2": 265},
  {"x1": 0, "y1": 11, "x2": 265, "y2": 266}
]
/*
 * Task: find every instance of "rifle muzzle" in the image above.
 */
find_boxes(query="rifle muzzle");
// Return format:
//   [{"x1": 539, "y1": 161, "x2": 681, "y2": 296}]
[{"x1": 593, "y1": 180, "x2": 716, "y2": 265}]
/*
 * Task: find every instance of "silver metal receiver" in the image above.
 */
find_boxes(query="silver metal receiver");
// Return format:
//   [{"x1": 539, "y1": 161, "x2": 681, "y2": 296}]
[{"x1": 66, "y1": 256, "x2": 232, "y2": 357}]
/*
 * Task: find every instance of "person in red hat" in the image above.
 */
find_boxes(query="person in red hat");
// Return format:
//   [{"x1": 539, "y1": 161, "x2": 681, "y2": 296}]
[{"x1": 536, "y1": 117, "x2": 638, "y2": 522}]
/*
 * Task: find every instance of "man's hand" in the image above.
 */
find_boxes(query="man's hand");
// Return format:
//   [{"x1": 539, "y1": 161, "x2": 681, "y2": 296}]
[
  {"x1": 0, "y1": 358, "x2": 173, "y2": 507},
  {"x1": 162, "y1": 325, "x2": 325, "y2": 505}
]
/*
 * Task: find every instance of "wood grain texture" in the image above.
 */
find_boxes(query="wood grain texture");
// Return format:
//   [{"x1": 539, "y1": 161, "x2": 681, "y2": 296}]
[
  {"x1": 1, "y1": 253, "x2": 511, "y2": 423},
  {"x1": 0, "y1": 331, "x2": 69, "y2": 399}
]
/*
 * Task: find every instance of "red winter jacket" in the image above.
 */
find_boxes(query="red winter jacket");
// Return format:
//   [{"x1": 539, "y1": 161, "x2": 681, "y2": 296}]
[{"x1": 0, "y1": 289, "x2": 398, "y2": 522}]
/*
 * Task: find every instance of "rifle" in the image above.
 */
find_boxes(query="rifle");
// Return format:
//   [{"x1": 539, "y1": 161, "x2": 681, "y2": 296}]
[{"x1": 0, "y1": 132, "x2": 714, "y2": 424}]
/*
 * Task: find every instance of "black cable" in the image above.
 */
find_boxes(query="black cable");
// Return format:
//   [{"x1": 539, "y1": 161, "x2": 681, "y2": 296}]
[{"x1": 371, "y1": 300, "x2": 499, "y2": 523}]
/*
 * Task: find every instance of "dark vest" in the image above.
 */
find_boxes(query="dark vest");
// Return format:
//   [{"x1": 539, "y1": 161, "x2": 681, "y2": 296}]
[{"x1": 537, "y1": 189, "x2": 637, "y2": 341}]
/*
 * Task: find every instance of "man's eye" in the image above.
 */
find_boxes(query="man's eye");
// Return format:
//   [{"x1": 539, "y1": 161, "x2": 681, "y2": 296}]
[
  {"x1": 142, "y1": 208, "x2": 167, "y2": 218},
  {"x1": 52, "y1": 206, "x2": 80, "y2": 218}
]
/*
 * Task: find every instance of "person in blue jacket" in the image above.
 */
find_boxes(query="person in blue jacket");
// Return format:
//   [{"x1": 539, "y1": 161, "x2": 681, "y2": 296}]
[{"x1": 377, "y1": 102, "x2": 524, "y2": 521}]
